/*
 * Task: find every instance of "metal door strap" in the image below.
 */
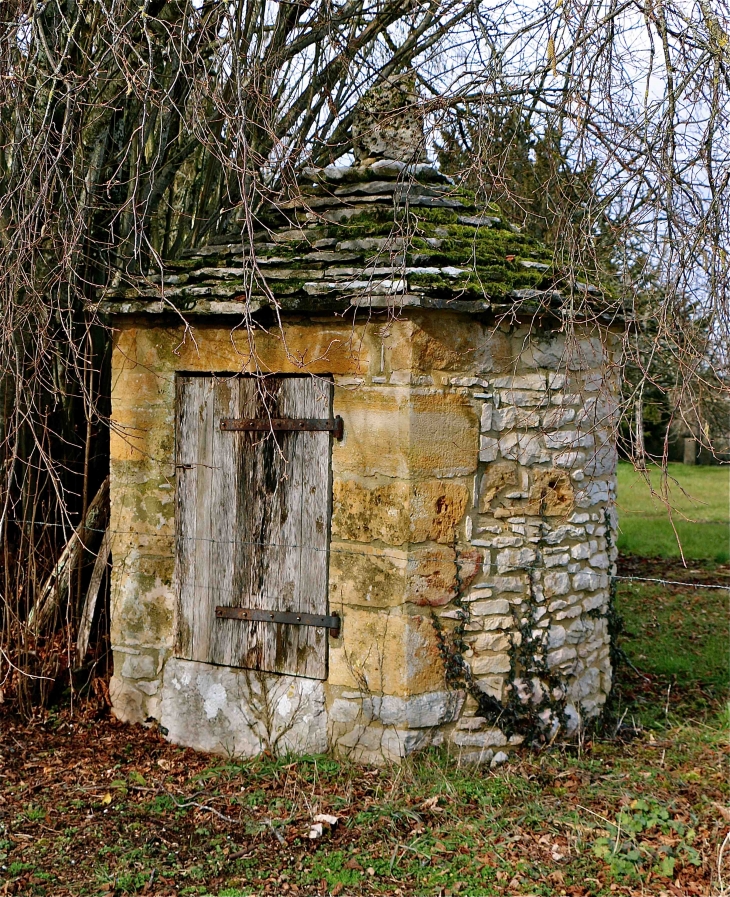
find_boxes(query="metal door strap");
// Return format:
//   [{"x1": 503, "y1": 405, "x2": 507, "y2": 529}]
[
  {"x1": 215, "y1": 606, "x2": 341, "y2": 638},
  {"x1": 220, "y1": 416, "x2": 344, "y2": 439}
]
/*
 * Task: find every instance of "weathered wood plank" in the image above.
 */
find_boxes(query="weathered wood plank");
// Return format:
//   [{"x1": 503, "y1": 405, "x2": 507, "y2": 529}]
[
  {"x1": 175, "y1": 376, "x2": 216, "y2": 661},
  {"x1": 76, "y1": 527, "x2": 112, "y2": 665},
  {"x1": 289, "y1": 378, "x2": 331, "y2": 678},
  {"x1": 206, "y1": 377, "x2": 239, "y2": 665}
]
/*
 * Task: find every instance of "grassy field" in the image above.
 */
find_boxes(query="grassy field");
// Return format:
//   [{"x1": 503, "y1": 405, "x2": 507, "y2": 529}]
[{"x1": 616, "y1": 461, "x2": 729, "y2": 561}]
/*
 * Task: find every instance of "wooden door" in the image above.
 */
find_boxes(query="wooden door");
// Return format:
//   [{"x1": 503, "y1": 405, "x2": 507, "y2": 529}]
[{"x1": 175, "y1": 375, "x2": 333, "y2": 679}]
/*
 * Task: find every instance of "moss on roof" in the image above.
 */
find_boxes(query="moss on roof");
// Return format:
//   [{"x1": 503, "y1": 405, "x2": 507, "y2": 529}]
[{"x1": 101, "y1": 158, "x2": 611, "y2": 318}]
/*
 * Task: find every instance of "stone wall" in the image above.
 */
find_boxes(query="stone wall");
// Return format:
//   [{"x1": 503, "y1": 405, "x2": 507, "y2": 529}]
[{"x1": 108, "y1": 310, "x2": 621, "y2": 763}]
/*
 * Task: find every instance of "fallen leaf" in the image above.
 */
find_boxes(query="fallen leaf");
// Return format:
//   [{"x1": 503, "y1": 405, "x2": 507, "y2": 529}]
[
  {"x1": 344, "y1": 859, "x2": 362, "y2": 870},
  {"x1": 101, "y1": 792, "x2": 112, "y2": 805},
  {"x1": 713, "y1": 802, "x2": 730, "y2": 822}
]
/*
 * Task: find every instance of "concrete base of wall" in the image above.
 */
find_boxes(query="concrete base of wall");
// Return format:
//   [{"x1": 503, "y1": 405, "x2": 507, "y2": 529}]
[{"x1": 159, "y1": 658, "x2": 328, "y2": 757}]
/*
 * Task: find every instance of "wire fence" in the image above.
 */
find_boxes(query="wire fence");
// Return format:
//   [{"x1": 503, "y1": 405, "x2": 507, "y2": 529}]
[{"x1": 5, "y1": 518, "x2": 729, "y2": 590}]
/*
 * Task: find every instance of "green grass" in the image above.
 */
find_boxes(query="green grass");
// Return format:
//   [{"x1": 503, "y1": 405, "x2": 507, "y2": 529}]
[
  {"x1": 616, "y1": 461, "x2": 729, "y2": 560},
  {"x1": 615, "y1": 579, "x2": 729, "y2": 727}
]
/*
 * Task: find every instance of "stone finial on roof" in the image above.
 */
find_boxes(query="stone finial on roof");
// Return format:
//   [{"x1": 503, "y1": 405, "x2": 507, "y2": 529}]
[{"x1": 352, "y1": 73, "x2": 428, "y2": 164}]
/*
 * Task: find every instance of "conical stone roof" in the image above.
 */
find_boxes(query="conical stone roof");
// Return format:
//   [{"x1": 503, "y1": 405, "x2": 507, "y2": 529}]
[{"x1": 102, "y1": 81, "x2": 607, "y2": 319}]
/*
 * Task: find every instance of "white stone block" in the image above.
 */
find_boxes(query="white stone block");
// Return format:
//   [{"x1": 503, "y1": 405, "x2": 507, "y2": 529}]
[
  {"x1": 543, "y1": 525, "x2": 584, "y2": 545},
  {"x1": 503, "y1": 389, "x2": 549, "y2": 407},
  {"x1": 457, "y1": 716, "x2": 488, "y2": 731},
  {"x1": 543, "y1": 571, "x2": 570, "y2": 595},
  {"x1": 470, "y1": 653, "x2": 511, "y2": 675},
  {"x1": 492, "y1": 535, "x2": 523, "y2": 548},
  {"x1": 585, "y1": 445, "x2": 618, "y2": 476},
  {"x1": 480, "y1": 615, "x2": 514, "y2": 631},
  {"x1": 544, "y1": 552, "x2": 570, "y2": 568},
  {"x1": 582, "y1": 593, "x2": 607, "y2": 612},
  {"x1": 160, "y1": 658, "x2": 327, "y2": 757},
  {"x1": 479, "y1": 436, "x2": 499, "y2": 462},
  {"x1": 480, "y1": 403, "x2": 493, "y2": 431},
  {"x1": 546, "y1": 646, "x2": 578, "y2": 668},
  {"x1": 575, "y1": 481, "x2": 610, "y2": 507},
  {"x1": 590, "y1": 552, "x2": 610, "y2": 569},
  {"x1": 374, "y1": 691, "x2": 465, "y2": 728},
  {"x1": 552, "y1": 450, "x2": 585, "y2": 469},
  {"x1": 492, "y1": 373, "x2": 546, "y2": 390},
  {"x1": 548, "y1": 625, "x2": 566, "y2": 648},
  {"x1": 573, "y1": 570, "x2": 601, "y2": 591},
  {"x1": 566, "y1": 619, "x2": 593, "y2": 644},
  {"x1": 544, "y1": 430, "x2": 594, "y2": 450},
  {"x1": 542, "y1": 406, "x2": 576, "y2": 428},
  {"x1": 330, "y1": 698, "x2": 363, "y2": 724},
  {"x1": 468, "y1": 631, "x2": 511, "y2": 653},
  {"x1": 475, "y1": 675, "x2": 505, "y2": 699},
  {"x1": 121, "y1": 653, "x2": 158, "y2": 680},
  {"x1": 471, "y1": 598, "x2": 510, "y2": 617},
  {"x1": 551, "y1": 393, "x2": 581, "y2": 405},
  {"x1": 496, "y1": 547, "x2": 537, "y2": 573},
  {"x1": 493, "y1": 406, "x2": 540, "y2": 430},
  {"x1": 554, "y1": 605, "x2": 583, "y2": 620},
  {"x1": 485, "y1": 575, "x2": 526, "y2": 593},
  {"x1": 452, "y1": 728, "x2": 508, "y2": 748}
]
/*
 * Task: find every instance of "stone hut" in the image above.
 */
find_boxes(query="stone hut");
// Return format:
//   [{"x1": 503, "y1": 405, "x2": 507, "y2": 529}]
[{"x1": 103, "y1": 82, "x2": 622, "y2": 764}]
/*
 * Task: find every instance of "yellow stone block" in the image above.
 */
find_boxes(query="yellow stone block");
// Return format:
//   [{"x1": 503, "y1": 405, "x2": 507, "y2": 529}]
[
  {"x1": 478, "y1": 462, "x2": 518, "y2": 512},
  {"x1": 109, "y1": 406, "x2": 174, "y2": 463},
  {"x1": 110, "y1": 466, "x2": 175, "y2": 540},
  {"x1": 329, "y1": 542, "x2": 407, "y2": 609},
  {"x1": 409, "y1": 480, "x2": 470, "y2": 543},
  {"x1": 404, "y1": 546, "x2": 457, "y2": 607},
  {"x1": 526, "y1": 468, "x2": 574, "y2": 517},
  {"x1": 332, "y1": 387, "x2": 410, "y2": 478},
  {"x1": 113, "y1": 324, "x2": 139, "y2": 365},
  {"x1": 409, "y1": 312, "x2": 510, "y2": 373},
  {"x1": 409, "y1": 391, "x2": 479, "y2": 477},
  {"x1": 110, "y1": 552, "x2": 175, "y2": 647},
  {"x1": 111, "y1": 368, "x2": 174, "y2": 412},
  {"x1": 328, "y1": 609, "x2": 445, "y2": 696},
  {"x1": 128, "y1": 320, "x2": 371, "y2": 376},
  {"x1": 378, "y1": 318, "x2": 415, "y2": 373},
  {"x1": 331, "y1": 479, "x2": 411, "y2": 543},
  {"x1": 331, "y1": 478, "x2": 469, "y2": 545}
]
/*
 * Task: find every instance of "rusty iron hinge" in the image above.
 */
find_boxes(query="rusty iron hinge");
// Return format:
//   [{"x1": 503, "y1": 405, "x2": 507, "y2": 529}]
[
  {"x1": 215, "y1": 606, "x2": 341, "y2": 638},
  {"x1": 220, "y1": 416, "x2": 344, "y2": 439}
]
